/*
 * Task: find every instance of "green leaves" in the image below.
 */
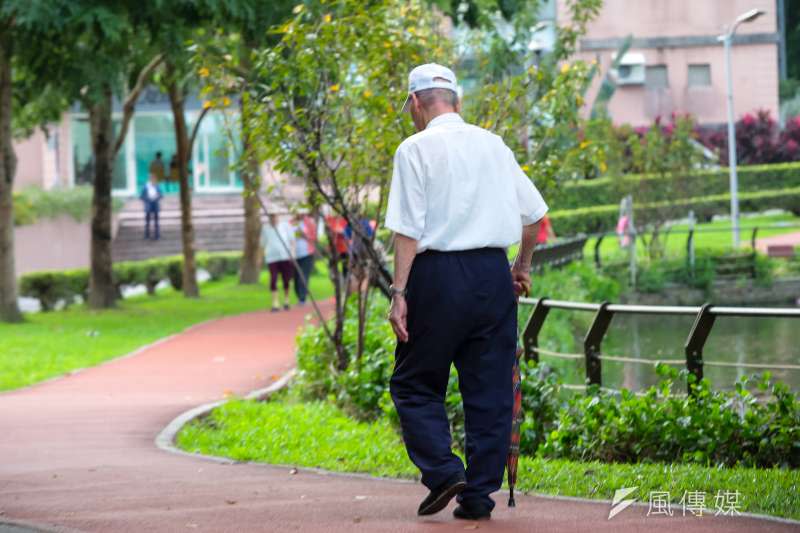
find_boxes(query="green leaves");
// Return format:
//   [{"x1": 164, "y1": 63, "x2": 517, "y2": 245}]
[
  {"x1": 457, "y1": 1, "x2": 607, "y2": 192},
  {"x1": 541, "y1": 369, "x2": 800, "y2": 469}
]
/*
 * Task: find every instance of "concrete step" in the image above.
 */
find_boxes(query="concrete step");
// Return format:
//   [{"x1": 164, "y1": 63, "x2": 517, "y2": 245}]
[
  {"x1": 112, "y1": 220, "x2": 247, "y2": 262},
  {"x1": 112, "y1": 192, "x2": 299, "y2": 262}
]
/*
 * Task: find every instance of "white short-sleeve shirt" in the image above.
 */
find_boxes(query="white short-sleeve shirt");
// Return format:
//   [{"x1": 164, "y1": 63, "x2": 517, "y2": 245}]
[{"x1": 385, "y1": 113, "x2": 548, "y2": 253}]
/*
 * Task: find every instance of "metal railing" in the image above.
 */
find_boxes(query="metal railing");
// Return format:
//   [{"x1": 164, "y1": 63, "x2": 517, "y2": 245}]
[
  {"x1": 592, "y1": 222, "x2": 800, "y2": 268},
  {"x1": 531, "y1": 236, "x2": 587, "y2": 272},
  {"x1": 518, "y1": 297, "x2": 800, "y2": 395}
]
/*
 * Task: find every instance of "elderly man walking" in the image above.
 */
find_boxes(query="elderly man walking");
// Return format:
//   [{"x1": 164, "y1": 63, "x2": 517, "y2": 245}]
[{"x1": 385, "y1": 63, "x2": 547, "y2": 521}]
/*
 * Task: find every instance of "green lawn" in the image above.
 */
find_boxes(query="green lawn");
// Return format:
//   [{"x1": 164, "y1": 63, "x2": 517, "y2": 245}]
[
  {"x1": 177, "y1": 398, "x2": 800, "y2": 521},
  {"x1": 586, "y1": 213, "x2": 800, "y2": 262},
  {"x1": 0, "y1": 269, "x2": 333, "y2": 392}
]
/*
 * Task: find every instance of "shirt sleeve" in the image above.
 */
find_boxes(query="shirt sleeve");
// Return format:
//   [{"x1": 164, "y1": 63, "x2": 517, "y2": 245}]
[
  {"x1": 508, "y1": 148, "x2": 548, "y2": 225},
  {"x1": 384, "y1": 143, "x2": 426, "y2": 240}
]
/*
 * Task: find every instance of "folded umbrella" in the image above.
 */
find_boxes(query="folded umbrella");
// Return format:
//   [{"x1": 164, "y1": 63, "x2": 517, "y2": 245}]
[{"x1": 507, "y1": 344, "x2": 523, "y2": 507}]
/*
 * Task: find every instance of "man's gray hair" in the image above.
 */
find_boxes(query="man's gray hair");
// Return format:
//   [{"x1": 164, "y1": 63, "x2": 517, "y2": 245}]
[{"x1": 414, "y1": 87, "x2": 458, "y2": 109}]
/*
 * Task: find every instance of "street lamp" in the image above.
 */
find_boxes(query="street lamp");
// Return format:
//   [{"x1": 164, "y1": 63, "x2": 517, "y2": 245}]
[{"x1": 719, "y1": 8, "x2": 764, "y2": 248}]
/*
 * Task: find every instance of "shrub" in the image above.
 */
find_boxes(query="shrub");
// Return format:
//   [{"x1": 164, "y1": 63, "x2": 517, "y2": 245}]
[
  {"x1": 540, "y1": 365, "x2": 800, "y2": 469},
  {"x1": 294, "y1": 298, "x2": 396, "y2": 420},
  {"x1": 549, "y1": 162, "x2": 800, "y2": 213},
  {"x1": 19, "y1": 269, "x2": 89, "y2": 311},
  {"x1": 12, "y1": 186, "x2": 123, "y2": 227},
  {"x1": 550, "y1": 185, "x2": 800, "y2": 235},
  {"x1": 19, "y1": 252, "x2": 243, "y2": 309},
  {"x1": 197, "y1": 252, "x2": 242, "y2": 281},
  {"x1": 700, "y1": 110, "x2": 800, "y2": 165},
  {"x1": 165, "y1": 257, "x2": 185, "y2": 291},
  {"x1": 779, "y1": 116, "x2": 800, "y2": 162}
]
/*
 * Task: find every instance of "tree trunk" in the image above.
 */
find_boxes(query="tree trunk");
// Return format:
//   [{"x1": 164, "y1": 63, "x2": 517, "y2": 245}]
[
  {"x1": 239, "y1": 97, "x2": 262, "y2": 283},
  {"x1": 0, "y1": 31, "x2": 21, "y2": 322},
  {"x1": 240, "y1": 188, "x2": 262, "y2": 283},
  {"x1": 87, "y1": 85, "x2": 117, "y2": 309},
  {"x1": 166, "y1": 76, "x2": 199, "y2": 298},
  {"x1": 238, "y1": 51, "x2": 262, "y2": 284}
]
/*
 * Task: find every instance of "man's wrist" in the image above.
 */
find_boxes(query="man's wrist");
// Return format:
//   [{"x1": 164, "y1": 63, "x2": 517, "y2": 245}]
[
  {"x1": 390, "y1": 284, "x2": 407, "y2": 298},
  {"x1": 512, "y1": 258, "x2": 531, "y2": 272}
]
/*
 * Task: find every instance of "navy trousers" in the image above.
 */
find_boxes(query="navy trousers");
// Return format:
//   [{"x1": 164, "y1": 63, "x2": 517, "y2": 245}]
[
  {"x1": 390, "y1": 248, "x2": 517, "y2": 512},
  {"x1": 144, "y1": 207, "x2": 159, "y2": 240},
  {"x1": 294, "y1": 254, "x2": 315, "y2": 303}
]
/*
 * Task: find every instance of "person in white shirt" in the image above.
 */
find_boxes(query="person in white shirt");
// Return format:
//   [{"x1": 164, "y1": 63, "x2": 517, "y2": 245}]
[
  {"x1": 261, "y1": 214, "x2": 295, "y2": 312},
  {"x1": 384, "y1": 63, "x2": 547, "y2": 521}
]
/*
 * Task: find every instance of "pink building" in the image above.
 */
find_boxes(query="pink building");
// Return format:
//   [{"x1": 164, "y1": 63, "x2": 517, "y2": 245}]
[{"x1": 562, "y1": 0, "x2": 782, "y2": 127}]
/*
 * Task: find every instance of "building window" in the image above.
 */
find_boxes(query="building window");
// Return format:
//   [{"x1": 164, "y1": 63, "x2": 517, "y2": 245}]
[
  {"x1": 71, "y1": 116, "x2": 129, "y2": 191},
  {"x1": 645, "y1": 65, "x2": 669, "y2": 90},
  {"x1": 688, "y1": 64, "x2": 712, "y2": 87}
]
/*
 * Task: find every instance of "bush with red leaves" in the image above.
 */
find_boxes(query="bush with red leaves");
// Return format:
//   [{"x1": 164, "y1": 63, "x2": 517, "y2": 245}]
[{"x1": 699, "y1": 109, "x2": 800, "y2": 164}]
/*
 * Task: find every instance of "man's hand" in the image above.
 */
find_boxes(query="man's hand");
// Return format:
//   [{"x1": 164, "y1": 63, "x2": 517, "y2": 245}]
[
  {"x1": 389, "y1": 295, "x2": 409, "y2": 342},
  {"x1": 511, "y1": 265, "x2": 531, "y2": 297}
]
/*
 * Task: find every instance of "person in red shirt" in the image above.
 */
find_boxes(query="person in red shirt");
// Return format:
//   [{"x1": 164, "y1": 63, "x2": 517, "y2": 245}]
[
  {"x1": 325, "y1": 215, "x2": 350, "y2": 279},
  {"x1": 535, "y1": 215, "x2": 556, "y2": 245}
]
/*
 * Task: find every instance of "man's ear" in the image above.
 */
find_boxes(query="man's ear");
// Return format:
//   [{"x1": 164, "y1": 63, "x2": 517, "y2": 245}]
[{"x1": 410, "y1": 92, "x2": 419, "y2": 112}]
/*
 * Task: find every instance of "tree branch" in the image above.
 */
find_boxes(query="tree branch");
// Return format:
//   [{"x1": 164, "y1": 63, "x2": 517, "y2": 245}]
[
  {"x1": 113, "y1": 53, "x2": 164, "y2": 157},
  {"x1": 188, "y1": 105, "x2": 211, "y2": 159}
]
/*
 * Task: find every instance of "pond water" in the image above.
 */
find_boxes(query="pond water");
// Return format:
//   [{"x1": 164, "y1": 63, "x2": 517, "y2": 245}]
[{"x1": 583, "y1": 312, "x2": 800, "y2": 392}]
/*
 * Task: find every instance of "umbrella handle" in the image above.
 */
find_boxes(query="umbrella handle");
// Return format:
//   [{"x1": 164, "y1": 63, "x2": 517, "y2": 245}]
[{"x1": 508, "y1": 487, "x2": 516, "y2": 507}]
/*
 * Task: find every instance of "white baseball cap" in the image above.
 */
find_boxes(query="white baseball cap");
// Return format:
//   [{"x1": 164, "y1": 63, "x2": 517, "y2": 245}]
[{"x1": 401, "y1": 63, "x2": 458, "y2": 113}]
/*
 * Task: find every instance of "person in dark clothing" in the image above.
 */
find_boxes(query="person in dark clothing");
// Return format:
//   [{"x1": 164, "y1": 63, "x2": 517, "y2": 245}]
[
  {"x1": 385, "y1": 63, "x2": 547, "y2": 521},
  {"x1": 139, "y1": 174, "x2": 163, "y2": 240},
  {"x1": 292, "y1": 214, "x2": 317, "y2": 305}
]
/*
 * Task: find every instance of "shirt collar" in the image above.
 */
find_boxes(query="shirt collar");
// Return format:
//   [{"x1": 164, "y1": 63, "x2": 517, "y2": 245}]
[{"x1": 425, "y1": 112, "x2": 464, "y2": 130}]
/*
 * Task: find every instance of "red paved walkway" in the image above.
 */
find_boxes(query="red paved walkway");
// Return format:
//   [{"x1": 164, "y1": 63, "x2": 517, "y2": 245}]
[
  {"x1": 0, "y1": 305, "x2": 796, "y2": 532},
  {"x1": 756, "y1": 230, "x2": 800, "y2": 255}
]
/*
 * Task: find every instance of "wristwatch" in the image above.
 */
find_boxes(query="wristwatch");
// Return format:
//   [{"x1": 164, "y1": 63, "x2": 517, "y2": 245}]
[{"x1": 389, "y1": 284, "x2": 407, "y2": 298}]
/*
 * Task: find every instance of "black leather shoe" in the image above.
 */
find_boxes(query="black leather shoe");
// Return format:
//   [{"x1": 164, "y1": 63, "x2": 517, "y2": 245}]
[
  {"x1": 417, "y1": 475, "x2": 467, "y2": 516},
  {"x1": 453, "y1": 503, "x2": 491, "y2": 521}
]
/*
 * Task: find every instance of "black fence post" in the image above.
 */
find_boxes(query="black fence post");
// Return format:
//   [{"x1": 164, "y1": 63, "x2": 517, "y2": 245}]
[
  {"x1": 583, "y1": 302, "x2": 613, "y2": 389},
  {"x1": 684, "y1": 303, "x2": 715, "y2": 395},
  {"x1": 594, "y1": 235, "x2": 605, "y2": 268},
  {"x1": 751, "y1": 227, "x2": 759, "y2": 250},
  {"x1": 522, "y1": 297, "x2": 550, "y2": 363}
]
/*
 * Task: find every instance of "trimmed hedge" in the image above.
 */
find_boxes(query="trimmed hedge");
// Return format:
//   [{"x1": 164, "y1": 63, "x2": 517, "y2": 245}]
[
  {"x1": 549, "y1": 162, "x2": 800, "y2": 212},
  {"x1": 12, "y1": 186, "x2": 123, "y2": 227},
  {"x1": 550, "y1": 186, "x2": 800, "y2": 236},
  {"x1": 19, "y1": 252, "x2": 243, "y2": 311}
]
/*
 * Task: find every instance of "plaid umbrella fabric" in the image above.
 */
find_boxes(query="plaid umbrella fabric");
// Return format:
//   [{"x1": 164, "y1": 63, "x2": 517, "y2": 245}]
[{"x1": 507, "y1": 344, "x2": 524, "y2": 507}]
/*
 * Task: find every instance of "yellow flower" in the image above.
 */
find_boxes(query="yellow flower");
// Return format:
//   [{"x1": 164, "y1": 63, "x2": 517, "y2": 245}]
[
  {"x1": 599, "y1": 161, "x2": 608, "y2": 173},
  {"x1": 521, "y1": 164, "x2": 530, "y2": 173},
  {"x1": 198, "y1": 67, "x2": 210, "y2": 78},
  {"x1": 323, "y1": 14, "x2": 332, "y2": 23},
  {"x1": 329, "y1": 84, "x2": 340, "y2": 93},
  {"x1": 363, "y1": 89, "x2": 373, "y2": 98},
  {"x1": 576, "y1": 95, "x2": 584, "y2": 106},
  {"x1": 222, "y1": 96, "x2": 231, "y2": 107},
  {"x1": 579, "y1": 140, "x2": 589, "y2": 149},
  {"x1": 202, "y1": 100, "x2": 213, "y2": 109},
  {"x1": 560, "y1": 62, "x2": 570, "y2": 74},
  {"x1": 292, "y1": 4, "x2": 304, "y2": 14}
]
